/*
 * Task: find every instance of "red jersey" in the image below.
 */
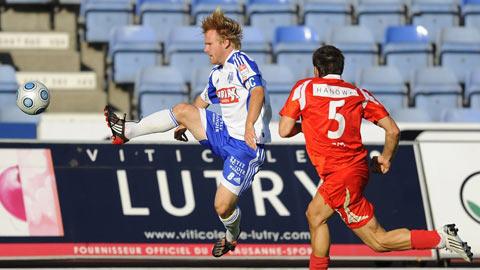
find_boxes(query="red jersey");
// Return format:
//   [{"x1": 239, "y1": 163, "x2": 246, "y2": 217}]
[{"x1": 280, "y1": 74, "x2": 389, "y2": 175}]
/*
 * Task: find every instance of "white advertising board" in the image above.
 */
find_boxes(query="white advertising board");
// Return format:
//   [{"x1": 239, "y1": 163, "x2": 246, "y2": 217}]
[{"x1": 417, "y1": 135, "x2": 480, "y2": 261}]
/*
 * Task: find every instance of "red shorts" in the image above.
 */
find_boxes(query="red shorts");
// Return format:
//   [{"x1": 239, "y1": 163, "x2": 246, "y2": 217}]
[{"x1": 317, "y1": 161, "x2": 374, "y2": 229}]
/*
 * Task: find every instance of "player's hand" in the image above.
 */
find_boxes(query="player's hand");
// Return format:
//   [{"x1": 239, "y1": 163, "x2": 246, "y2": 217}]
[
  {"x1": 174, "y1": 125, "x2": 188, "y2": 142},
  {"x1": 370, "y1": 155, "x2": 391, "y2": 174},
  {"x1": 244, "y1": 125, "x2": 257, "y2": 150}
]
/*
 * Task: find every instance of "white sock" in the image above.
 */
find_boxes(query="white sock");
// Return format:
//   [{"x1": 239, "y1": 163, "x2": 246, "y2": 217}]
[
  {"x1": 125, "y1": 109, "x2": 178, "y2": 139},
  {"x1": 220, "y1": 207, "x2": 241, "y2": 242}
]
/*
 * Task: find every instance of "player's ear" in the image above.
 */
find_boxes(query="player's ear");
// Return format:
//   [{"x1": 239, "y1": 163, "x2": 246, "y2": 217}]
[{"x1": 224, "y1": 39, "x2": 231, "y2": 49}]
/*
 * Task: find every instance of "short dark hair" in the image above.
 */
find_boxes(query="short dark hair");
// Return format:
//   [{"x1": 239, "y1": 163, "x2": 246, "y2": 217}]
[{"x1": 312, "y1": 45, "x2": 344, "y2": 77}]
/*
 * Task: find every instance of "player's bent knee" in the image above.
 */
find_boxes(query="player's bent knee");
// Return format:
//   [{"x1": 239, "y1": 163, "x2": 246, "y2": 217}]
[
  {"x1": 172, "y1": 103, "x2": 195, "y2": 122},
  {"x1": 214, "y1": 202, "x2": 233, "y2": 218},
  {"x1": 305, "y1": 203, "x2": 327, "y2": 227}
]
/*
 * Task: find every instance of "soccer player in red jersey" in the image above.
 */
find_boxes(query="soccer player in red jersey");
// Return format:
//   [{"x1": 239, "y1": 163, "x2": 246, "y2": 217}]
[{"x1": 278, "y1": 45, "x2": 473, "y2": 269}]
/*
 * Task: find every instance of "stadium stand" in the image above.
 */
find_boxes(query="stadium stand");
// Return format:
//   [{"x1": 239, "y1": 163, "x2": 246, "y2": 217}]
[
  {"x1": 242, "y1": 26, "x2": 271, "y2": 64},
  {"x1": 383, "y1": 25, "x2": 434, "y2": 81},
  {"x1": 261, "y1": 64, "x2": 296, "y2": 121},
  {"x1": 466, "y1": 67, "x2": 480, "y2": 108},
  {"x1": 192, "y1": 0, "x2": 244, "y2": 25},
  {"x1": 135, "y1": 66, "x2": 189, "y2": 117},
  {"x1": 273, "y1": 26, "x2": 320, "y2": 80},
  {"x1": 356, "y1": 0, "x2": 407, "y2": 43},
  {"x1": 410, "y1": 67, "x2": 463, "y2": 120},
  {"x1": 165, "y1": 26, "x2": 210, "y2": 83},
  {"x1": 108, "y1": 25, "x2": 162, "y2": 84},
  {"x1": 0, "y1": 0, "x2": 479, "y2": 123},
  {"x1": 356, "y1": 66, "x2": 408, "y2": 110},
  {"x1": 390, "y1": 107, "x2": 436, "y2": 122},
  {"x1": 410, "y1": 0, "x2": 460, "y2": 41},
  {"x1": 438, "y1": 26, "x2": 480, "y2": 83},
  {"x1": 137, "y1": 0, "x2": 190, "y2": 43},
  {"x1": 462, "y1": 0, "x2": 480, "y2": 29},
  {"x1": 79, "y1": 0, "x2": 133, "y2": 43},
  {"x1": 303, "y1": 0, "x2": 353, "y2": 43},
  {"x1": 246, "y1": 0, "x2": 298, "y2": 42},
  {"x1": 441, "y1": 107, "x2": 480, "y2": 121},
  {"x1": 328, "y1": 25, "x2": 378, "y2": 83}
]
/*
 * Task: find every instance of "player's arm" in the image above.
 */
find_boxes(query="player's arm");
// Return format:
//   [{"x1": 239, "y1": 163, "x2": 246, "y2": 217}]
[
  {"x1": 372, "y1": 115, "x2": 400, "y2": 174},
  {"x1": 279, "y1": 116, "x2": 302, "y2": 138},
  {"x1": 278, "y1": 80, "x2": 305, "y2": 138},
  {"x1": 193, "y1": 95, "x2": 210, "y2": 109},
  {"x1": 245, "y1": 86, "x2": 264, "y2": 150}
]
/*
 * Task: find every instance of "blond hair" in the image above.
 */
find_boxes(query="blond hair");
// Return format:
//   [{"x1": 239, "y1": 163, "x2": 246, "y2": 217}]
[{"x1": 201, "y1": 8, "x2": 242, "y2": 49}]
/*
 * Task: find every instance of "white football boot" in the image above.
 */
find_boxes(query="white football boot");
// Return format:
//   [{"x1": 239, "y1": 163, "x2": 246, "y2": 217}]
[{"x1": 438, "y1": 224, "x2": 473, "y2": 262}]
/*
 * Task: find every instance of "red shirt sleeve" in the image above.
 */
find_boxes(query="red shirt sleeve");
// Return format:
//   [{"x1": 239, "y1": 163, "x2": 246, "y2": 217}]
[
  {"x1": 279, "y1": 80, "x2": 304, "y2": 120},
  {"x1": 361, "y1": 89, "x2": 389, "y2": 124}
]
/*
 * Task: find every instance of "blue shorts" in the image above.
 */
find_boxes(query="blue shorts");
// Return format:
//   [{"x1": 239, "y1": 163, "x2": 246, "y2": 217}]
[{"x1": 199, "y1": 109, "x2": 265, "y2": 196}]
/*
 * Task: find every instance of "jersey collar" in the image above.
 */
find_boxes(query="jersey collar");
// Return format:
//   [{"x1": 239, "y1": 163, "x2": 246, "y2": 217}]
[
  {"x1": 224, "y1": 49, "x2": 239, "y2": 65},
  {"x1": 323, "y1": 74, "x2": 342, "y2": 80}
]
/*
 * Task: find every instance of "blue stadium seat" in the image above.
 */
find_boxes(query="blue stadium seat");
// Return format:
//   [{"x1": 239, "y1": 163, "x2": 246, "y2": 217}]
[
  {"x1": 135, "y1": 66, "x2": 189, "y2": 117},
  {"x1": 465, "y1": 67, "x2": 480, "y2": 108},
  {"x1": 441, "y1": 108, "x2": 480, "y2": 122},
  {"x1": 463, "y1": 0, "x2": 480, "y2": 29},
  {"x1": 356, "y1": 66, "x2": 408, "y2": 110},
  {"x1": 243, "y1": 26, "x2": 272, "y2": 64},
  {"x1": 273, "y1": 26, "x2": 320, "y2": 80},
  {"x1": 383, "y1": 25, "x2": 434, "y2": 81},
  {"x1": 192, "y1": 0, "x2": 244, "y2": 25},
  {"x1": 190, "y1": 66, "x2": 213, "y2": 100},
  {"x1": 0, "y1": 102, "x2": 40, "y2": 124},
  {"x1": 303, "y1": 0, "x2": 353, "y2": 42},
  {"x1": 328, "y1": 26, "x2": 379, "y2": 83},
  {"x1": 0, "y1": 64, "x2": 40, "y2": 125},
  {"x1": 80, "y1": 0, "x2": 133, "y2": 43},
  {"x1": 390, "y1": 107, "x2": 436, "y2": 122},
  {"x1": 439, "y1": 27, "x2": 480, "y2": 83},
  {"x1": 108, "y1": 25, "x2": 162, "y2": 84},
  {"x1": 137, "y1": 0, "x2": 189, "y2": 43},
  {"x1": 356, "y1": 0, "x2": 407, "y2": 43},
  {"x1": 247, "y1": 0, "x2": 298, "y2": 42},
  {"x1": 261, "y1": 64, "x2": 295, "y2": 121},
  {"x1": 0, "y1": 65, "x2": 18, "y2": 111},
  {"x1": 166, "y1": 26, "x2": 210, "y2": 82},
  {"x1": 410, "y1": 0, "x2": 460, "y2": 41},
  {"x1": 411, "y1": 67, "x2": 462, "y2": 119}
]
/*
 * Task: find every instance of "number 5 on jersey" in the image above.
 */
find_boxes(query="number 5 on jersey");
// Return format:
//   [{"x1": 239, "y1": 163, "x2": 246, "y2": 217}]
[{"x1": 328, "y1": 100, "x2": 345, "y2": 139}]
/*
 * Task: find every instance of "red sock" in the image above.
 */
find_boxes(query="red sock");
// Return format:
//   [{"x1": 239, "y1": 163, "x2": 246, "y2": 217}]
[
  {"x1": 411, "y1": 230, "x2": 441, "y2": 249},
  {"x1": 309, "y1": 254, "x2": 329, "y2": 270}
]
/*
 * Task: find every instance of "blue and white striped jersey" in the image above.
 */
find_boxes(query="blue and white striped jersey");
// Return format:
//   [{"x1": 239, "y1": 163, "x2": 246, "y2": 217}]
[{"x1": 200, "y1": 50, "x2": 271, "y2": 144}]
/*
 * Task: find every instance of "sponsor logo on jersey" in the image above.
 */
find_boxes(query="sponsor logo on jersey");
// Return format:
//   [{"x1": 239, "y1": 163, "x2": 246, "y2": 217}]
[
  {"x1": 460, "y1": 171, "x2": 480, "y2": 224},
  {"x1": 313, "y1": 84, "x2": 359, "y2": 98},
  {"x1": 239, "y1": 64, "x2": 249, "y2": 82},
  {"x1": 217, "y1": 87, "x2": 239, "y2": 104}
]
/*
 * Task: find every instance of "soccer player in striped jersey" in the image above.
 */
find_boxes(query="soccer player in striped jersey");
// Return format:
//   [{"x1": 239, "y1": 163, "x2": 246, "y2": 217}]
[
  {"x1": 278, "y1": 45, "x2": 473, "y2": 269},
  {"x1": 105, "y1": 9, "x2": 271, "y2": 257}
]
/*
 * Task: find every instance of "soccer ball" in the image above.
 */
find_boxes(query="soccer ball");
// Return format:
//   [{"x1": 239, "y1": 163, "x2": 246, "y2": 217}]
[{"x1": 16, "y1": 81, "x2": 50, "y2": 115}]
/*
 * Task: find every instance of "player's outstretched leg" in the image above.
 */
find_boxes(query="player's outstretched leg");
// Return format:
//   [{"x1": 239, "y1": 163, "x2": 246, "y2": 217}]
[
  {"x1": 212, "y1": 237, "x2": 237, "y2": 257},
  {"x1": 439, "y1": 224, "x2": 473, "y2": 262},
  {"x1": 104, "y1": 105, "x2": 129, "y2": 144}
]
